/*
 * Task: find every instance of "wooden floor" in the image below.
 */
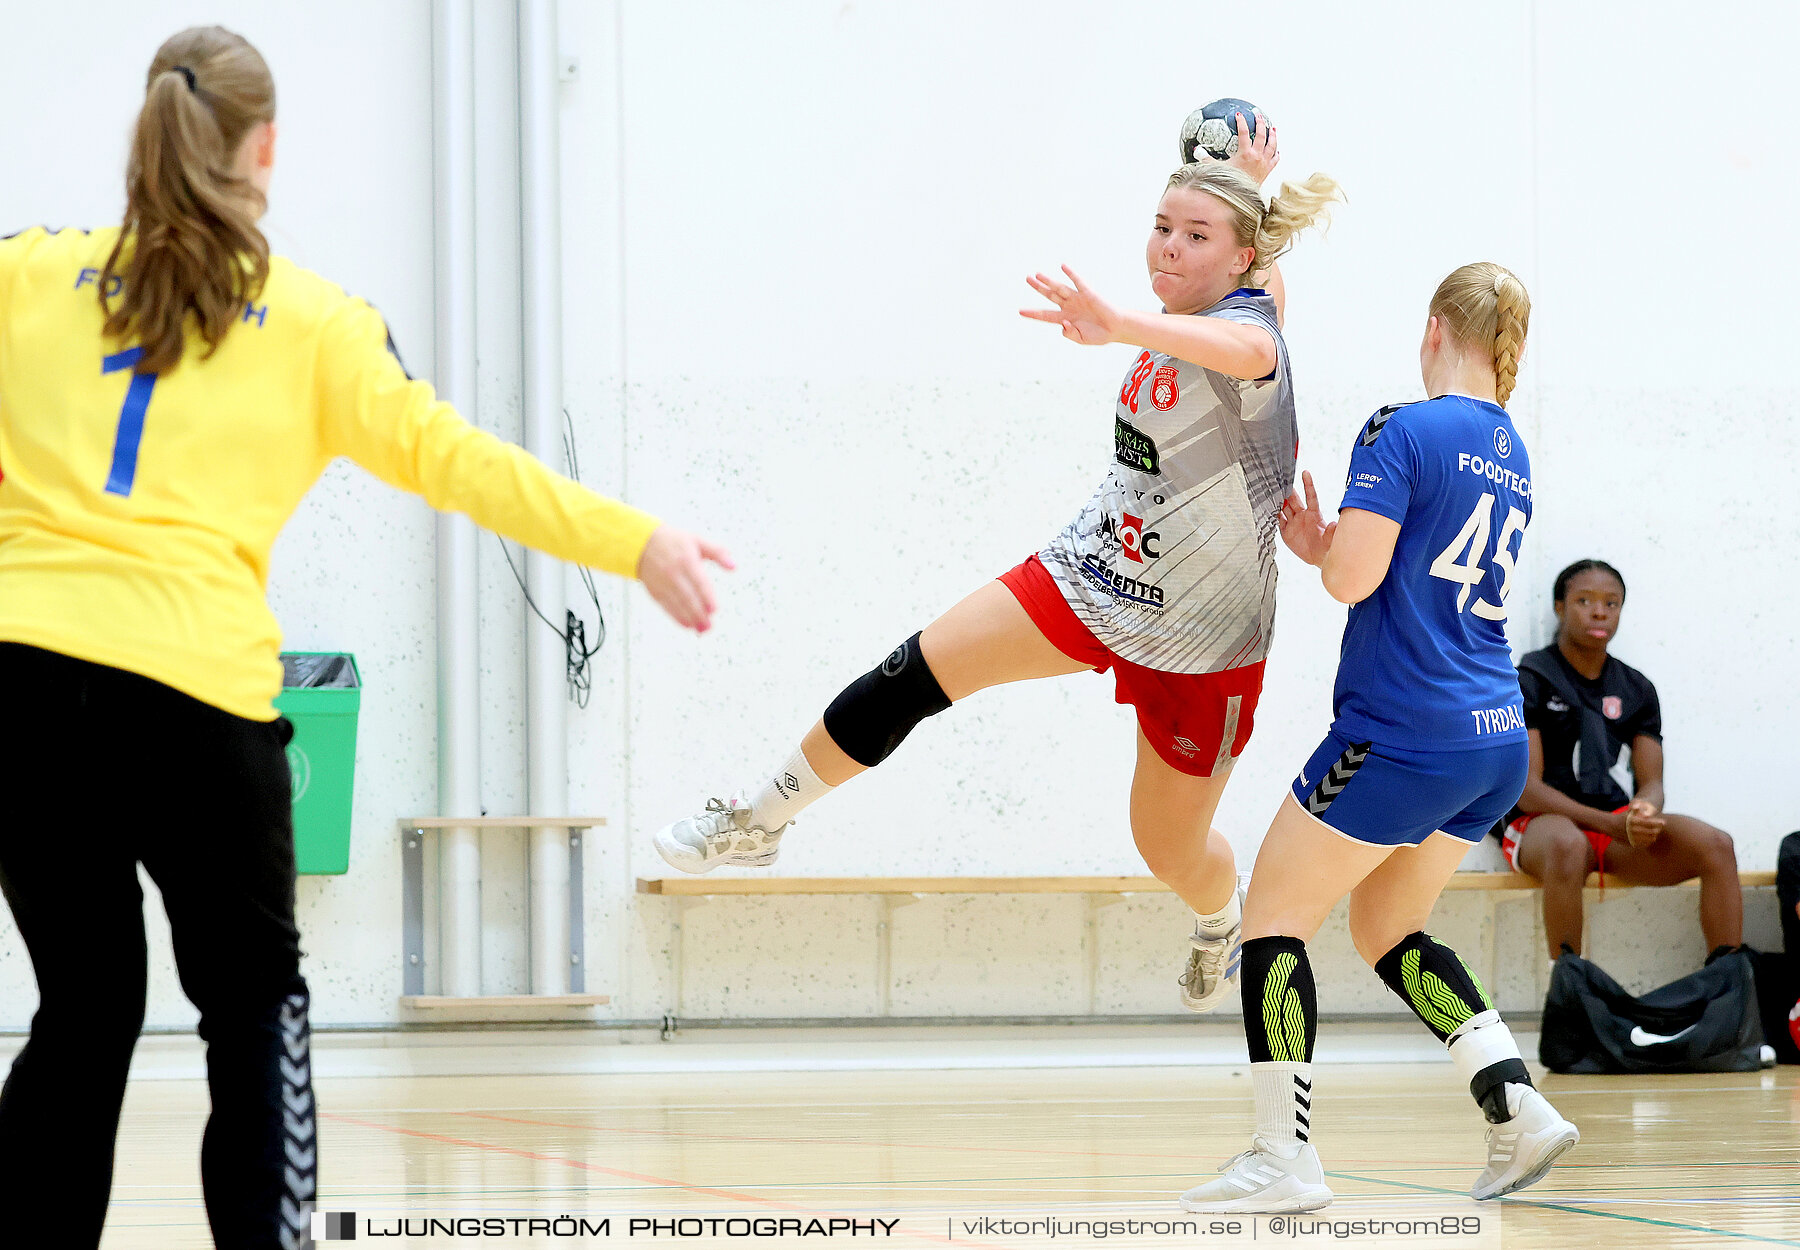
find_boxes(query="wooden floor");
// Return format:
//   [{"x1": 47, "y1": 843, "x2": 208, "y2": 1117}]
[{"x1": 103, "y1": 1063, "x2": 1800, "y2": 1248}]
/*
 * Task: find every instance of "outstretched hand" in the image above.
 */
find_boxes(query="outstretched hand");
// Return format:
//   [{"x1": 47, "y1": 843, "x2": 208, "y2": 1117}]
[
  {"x1": 1020, "y1": 266, "x2": 1121, "y2": 346},
  {"x1": 637, "y1": 524, "x2": 735, "y2": 633},
  {"x1": 1279, "y1": 470, "x2": 1336, "y2": 567}
]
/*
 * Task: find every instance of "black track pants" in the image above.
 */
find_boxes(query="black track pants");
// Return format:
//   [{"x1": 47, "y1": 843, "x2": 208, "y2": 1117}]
[{"x1": 0, "y1": 643, "x2": 317, "y2": 1248}]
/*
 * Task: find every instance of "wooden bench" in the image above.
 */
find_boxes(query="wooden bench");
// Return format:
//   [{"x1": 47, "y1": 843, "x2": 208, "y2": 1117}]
[
  {"x1": 400, "y1": 817, "x2": 612, "y2": 1011},
  {"x1": 638, "y1": 871, "x2": 1779, "y2": 1016}
]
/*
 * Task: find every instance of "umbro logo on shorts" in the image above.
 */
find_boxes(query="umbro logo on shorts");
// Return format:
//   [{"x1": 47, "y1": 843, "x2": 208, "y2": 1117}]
[{"x1": 1305, "y1": 742, "x2": 1371, "y2": 816}]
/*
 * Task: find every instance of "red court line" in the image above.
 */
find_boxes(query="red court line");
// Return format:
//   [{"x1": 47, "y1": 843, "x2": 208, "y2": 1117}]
[
  {"x1": 324, "y1": 1111, "x2": 776, "y2": 1202},
  {"x1": 321, "y1": 1111, "x2": 1012, "y2": 1250},
  {"x1": 463, "y1": 1109, "x2": 1206, "y2": 1165}
]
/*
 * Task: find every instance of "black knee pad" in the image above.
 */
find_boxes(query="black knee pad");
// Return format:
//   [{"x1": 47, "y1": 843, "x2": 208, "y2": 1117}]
[
  {"x1": 1374, "y1": 931, "x2": 1495, "y2": 1042},
  {"x1": 1240, "y1": 935, "x2": 1317, "y2": 1064},
  {"x1": 822, "y1": 633, "x2": 951, "y2": 768}
]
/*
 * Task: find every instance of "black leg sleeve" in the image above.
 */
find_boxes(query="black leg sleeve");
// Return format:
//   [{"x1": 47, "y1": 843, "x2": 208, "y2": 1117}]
[{"x1": 1240, "y1": 935, "x2": 1317, "y2": 1064}]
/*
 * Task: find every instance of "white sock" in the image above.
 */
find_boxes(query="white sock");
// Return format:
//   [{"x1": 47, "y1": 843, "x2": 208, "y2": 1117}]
[
  {"x1": 1251, "y1": 1061, "x2": 1312, "y2": 1151},
  {"x1": 745, "y1": 746, "x2": 832, "y2": 830},
  {"x1": 1194, "y1": 884, "x2": 1242, "y2": 936}
]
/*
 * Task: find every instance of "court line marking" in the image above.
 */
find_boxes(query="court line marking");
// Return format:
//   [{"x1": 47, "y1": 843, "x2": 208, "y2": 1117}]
[
  {"x1": 1330, "y1": 1170, "x2": 1800, "y2": 1247},
  {"x1": 295, "y1": 1077, "x2": 1797, "y2": 1114},
  {"x1": 461, "y1": 1109, "x2": 1208, "y2": 1164},
  {"x1": 112, "y1": 1179, "x2": 1800, "y2": 1210},
  {"x1": 457, "y1": 1108, "x2": 1800, "y2": 1175}
]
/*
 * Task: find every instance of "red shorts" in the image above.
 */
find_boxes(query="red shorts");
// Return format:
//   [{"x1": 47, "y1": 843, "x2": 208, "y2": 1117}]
[
  {"x1": 999, "y1": 555, "x2": 1263, "y2": 778},
  {"x1": 1501, "y1": 809, "x2": 1628, "y2": 878}
]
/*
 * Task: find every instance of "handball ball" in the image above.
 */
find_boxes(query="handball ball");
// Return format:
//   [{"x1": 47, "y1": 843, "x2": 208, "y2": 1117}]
[{"x1": 1179, "y1": 98, "x2": 1264, "y2": 163}]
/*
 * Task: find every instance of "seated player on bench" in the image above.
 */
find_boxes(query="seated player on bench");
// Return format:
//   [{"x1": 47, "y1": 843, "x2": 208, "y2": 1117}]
[{"x1": 1496, "y1": 559, "x2": 1743, "y2": 969}]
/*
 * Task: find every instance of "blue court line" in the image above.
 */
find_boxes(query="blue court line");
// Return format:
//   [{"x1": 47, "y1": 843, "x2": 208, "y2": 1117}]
[
  {"x1": 111, "y1": 1176, "x2": 1800, "y2": 1209},
  {"x1": 1329, "y1": 1170, "x2": 1800, "y2": 1247}
]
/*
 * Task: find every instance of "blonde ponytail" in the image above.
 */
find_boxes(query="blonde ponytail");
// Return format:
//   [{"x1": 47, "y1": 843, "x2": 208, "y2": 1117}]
[
  {"x1": 1254, "y1": 173, "x2": 1343, "y2": 276},
  {"x1": 100, "y1": 27, "x2": 275, "y2": 375},
  {"x1": 1163, "y1": 163, "x2": 1342, "y2": 282},
  {"x1": 1429, "y1": 263, "x2": 1532, "y2": 408}
]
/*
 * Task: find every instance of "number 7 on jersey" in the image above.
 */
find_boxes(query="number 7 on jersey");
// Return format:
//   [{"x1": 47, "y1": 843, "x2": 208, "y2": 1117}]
[{"x1": 102, "y1": 347, "x2": 157, "y2": 497}]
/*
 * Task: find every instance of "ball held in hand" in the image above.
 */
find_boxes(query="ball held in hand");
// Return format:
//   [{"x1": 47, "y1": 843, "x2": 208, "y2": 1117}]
[{"x1": 1179, "y1": 97, "x2": 1265, "y2": 163}]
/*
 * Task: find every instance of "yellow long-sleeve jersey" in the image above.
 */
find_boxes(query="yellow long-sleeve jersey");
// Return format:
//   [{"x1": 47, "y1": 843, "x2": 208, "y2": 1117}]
[{"x1": 0, "y1": 226, "x2": 660, "y2": 721}]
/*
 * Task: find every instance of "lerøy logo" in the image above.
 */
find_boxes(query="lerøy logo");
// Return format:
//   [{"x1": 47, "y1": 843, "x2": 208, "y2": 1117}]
[
  {"x1": 1114, "y1": 415, "x2": 1161, "y2": 474},
  {"x1": 1493, "y1": 427, "x2": 1512, "y2": 458},
  {"x1": 1150, "y1": 364, "x2": 1180, "y2": 411},
  {"x1": 1602, "y1": 696, "x2": 1622, "y2": 720}
]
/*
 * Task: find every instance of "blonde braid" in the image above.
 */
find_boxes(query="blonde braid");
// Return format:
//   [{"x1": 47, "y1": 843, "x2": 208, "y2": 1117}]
[
  {"x1": 1491, "y1": 272, "x2": 1528, "y2": 408},
  {"x1": 1429, "y1": 262, "x2": 1532, "y2": 409}
]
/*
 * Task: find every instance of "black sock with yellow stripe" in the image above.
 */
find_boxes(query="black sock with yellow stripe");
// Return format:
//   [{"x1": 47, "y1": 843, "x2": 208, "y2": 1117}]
[
  {"x1": 1376, "y1": 931, "x2": 1533, "y2": 1123},
  {"x1": 1373, "y1": 931, "x2": 1493, "y2": 1042},
  {"x1": 1240, "y1": 935, "x2": 1317, "y2": 1148}
]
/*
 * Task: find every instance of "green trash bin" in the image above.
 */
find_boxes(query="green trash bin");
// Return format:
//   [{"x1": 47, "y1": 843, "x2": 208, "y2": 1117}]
[{"x1": 276, "y1": 653, "x2": 361, "y2": 875}]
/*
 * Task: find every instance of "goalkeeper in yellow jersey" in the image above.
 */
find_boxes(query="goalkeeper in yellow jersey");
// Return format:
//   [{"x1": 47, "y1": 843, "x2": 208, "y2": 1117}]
[{"x1": 0, "y1": 25, "x2": 728, "y2": 1249}]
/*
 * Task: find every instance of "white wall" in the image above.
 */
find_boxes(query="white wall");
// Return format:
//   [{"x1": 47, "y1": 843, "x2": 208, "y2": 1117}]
[{"x1": 0, "y1": 0, "x2": 1794, "y2": 1031}]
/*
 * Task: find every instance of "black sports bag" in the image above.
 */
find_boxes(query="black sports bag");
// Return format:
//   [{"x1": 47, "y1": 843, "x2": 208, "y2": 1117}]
[{"x1": 1540, "y1": 950, "x2": 1765, "y2": 1074}]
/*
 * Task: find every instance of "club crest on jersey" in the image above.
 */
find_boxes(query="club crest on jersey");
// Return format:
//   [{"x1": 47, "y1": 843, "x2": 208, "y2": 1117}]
[
  {"x1": 1151, "y1": 364, "x2": 1180, "y2": 411},
  {"x1": 1493, "y1": 427, "x2": 1512, "y2": 458},
  {"x1": 1602, "y1": 695, "x2": 1623, "y2": 720},
  {"x1": 1114, "y1": 415, "x2": 1161, "y2": 474}
]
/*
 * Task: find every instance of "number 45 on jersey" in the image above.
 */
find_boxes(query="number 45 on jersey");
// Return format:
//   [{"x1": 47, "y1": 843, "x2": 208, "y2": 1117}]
[{"x1": 1430, "y1": 493, "x2": 1525, "y2": 620}]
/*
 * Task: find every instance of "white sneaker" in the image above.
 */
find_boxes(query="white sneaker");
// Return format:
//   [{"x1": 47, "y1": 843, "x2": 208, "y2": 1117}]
[
  {"x1": 1179, "y1": 878, "x2": 1245, "y2": 1013},
  {"x1": 1470, "y1": 1085, "x2": 1579, "y2": 1200},
  {"x1": 653, "y1": 794, "x2": 787, "y2": 874},
  {"x1": 1179, "y1": 1135, "x2": 1333, "y2": 1213}
]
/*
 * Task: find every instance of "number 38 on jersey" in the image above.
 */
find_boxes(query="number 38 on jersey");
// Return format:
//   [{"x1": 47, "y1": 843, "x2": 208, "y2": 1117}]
[{"x1": 1430, "y1": 492, "x2": 1526, "y2": 620}]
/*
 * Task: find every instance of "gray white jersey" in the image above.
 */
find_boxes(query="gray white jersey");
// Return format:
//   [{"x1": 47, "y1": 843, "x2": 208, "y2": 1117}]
[{"x1": 1039, "y1": 290, "x2": 1295, "y2": 673}]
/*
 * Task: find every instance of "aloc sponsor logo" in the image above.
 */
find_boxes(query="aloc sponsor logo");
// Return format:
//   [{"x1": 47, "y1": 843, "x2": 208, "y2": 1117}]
[{"x1": 1100, "y1": 512, "x2": 1161, "y2": 564}]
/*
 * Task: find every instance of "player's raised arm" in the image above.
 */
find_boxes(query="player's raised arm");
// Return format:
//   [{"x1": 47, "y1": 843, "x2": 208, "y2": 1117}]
[{"x1": 1022, "y1": 163, "x2": 1336, "y2": 377}]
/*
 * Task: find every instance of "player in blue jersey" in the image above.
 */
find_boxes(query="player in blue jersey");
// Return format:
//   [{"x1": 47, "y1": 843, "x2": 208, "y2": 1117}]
[{"x1": 1181, "y1": 263, "x2": 1578, "y2": 1214}]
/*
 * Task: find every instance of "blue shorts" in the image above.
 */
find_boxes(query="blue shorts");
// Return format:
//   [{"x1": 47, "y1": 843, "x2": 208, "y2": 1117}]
[{"x1": 1289, "y1": 730, "x2": 1529, "y2": 848}]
